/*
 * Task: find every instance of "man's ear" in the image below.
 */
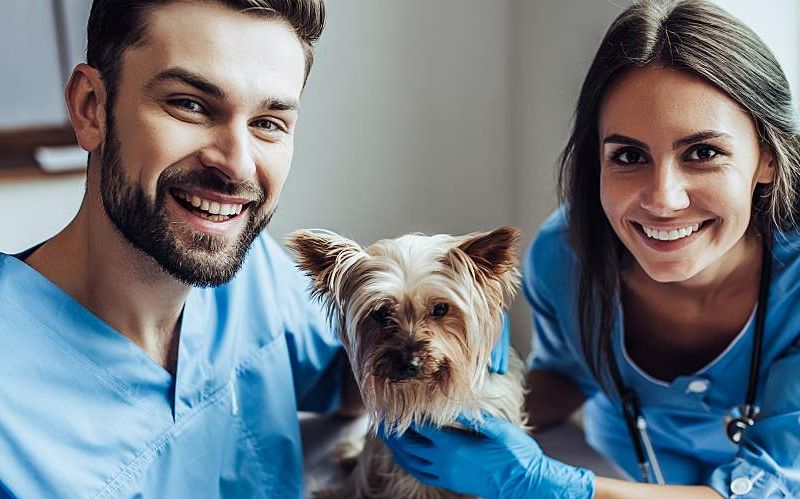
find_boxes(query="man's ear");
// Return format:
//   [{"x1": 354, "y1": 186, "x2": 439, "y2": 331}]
[
  {"x1": 456, "y1": 226, "x2": 521, "y2": 277},
  {"x1": 65, "y1": 63, "x2": 108, "y2": 153},
  {"x1": 756, "y1": 144, "x2": 776, "y2": 184},
  {"x1": 285, "y1": 230, "x2": 366, "y2": 298}
]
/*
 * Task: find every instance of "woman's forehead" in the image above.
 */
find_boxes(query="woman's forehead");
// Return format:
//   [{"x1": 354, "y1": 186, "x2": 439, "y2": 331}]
[{"x1": 598, "y1": 66, "x2": 756, "y2": 143}]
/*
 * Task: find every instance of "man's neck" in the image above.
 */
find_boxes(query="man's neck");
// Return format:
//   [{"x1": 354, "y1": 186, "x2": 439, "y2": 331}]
[{"x1": 25, "y1": 194, "x2": 189, "y2": 374}]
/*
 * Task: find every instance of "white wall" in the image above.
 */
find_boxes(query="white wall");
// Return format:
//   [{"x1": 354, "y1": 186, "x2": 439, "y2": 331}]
[
  {"x1": 508, "y1": 0, "x2": 632, "y2": 354},
  {"x1": 0, "y1": 0, "x2": 68, "y2": 128},
  {"x1": 273, "y1": 0, "x2": 514, "y2": 242}
]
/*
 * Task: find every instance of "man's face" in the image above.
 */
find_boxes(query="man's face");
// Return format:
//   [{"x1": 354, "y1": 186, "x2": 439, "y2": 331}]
[{"x1": 100, "y1": 1, "x2": 306, "y2": 286}]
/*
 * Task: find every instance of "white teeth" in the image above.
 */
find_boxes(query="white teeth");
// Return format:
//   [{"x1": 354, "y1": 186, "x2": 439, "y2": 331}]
[
  {"x1": 642, "y1": 222, "x2": 703, "y2": 241},
  {"x1": 174, "y1": 191, "x2": 245, "y2": 218}
]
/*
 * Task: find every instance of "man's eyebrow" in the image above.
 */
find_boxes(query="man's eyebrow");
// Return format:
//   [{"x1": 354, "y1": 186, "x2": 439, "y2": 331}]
[
  {"x1": 144, "y1": 67, "x2": 225, "y2": 99},
  {"x1": 264, "y1": 98, "x2": 298, "y2": 112},
  {"x1": 602, "y1": 134, "x2": 649, "y2": 151},
  {"x1": 672, "y1": 130, "x2": 731, "y2": 149},
  {"x1": 144, "y1": 67, "x2": 299, "y2": 112}
]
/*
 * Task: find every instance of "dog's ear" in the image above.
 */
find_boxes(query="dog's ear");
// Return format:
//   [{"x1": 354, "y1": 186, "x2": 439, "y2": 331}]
[
  {"x1": 457, "y1": 226, "x2": 521, "y2": 277},
  {"x1": 285, "y1": 230, "x2": 366, "y2": 298}
]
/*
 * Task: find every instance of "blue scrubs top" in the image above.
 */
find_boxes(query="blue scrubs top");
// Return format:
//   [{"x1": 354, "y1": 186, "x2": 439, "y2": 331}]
[
  {"x1": 525, "y1": 208, "x2": 800, "y2": 498},
  {"x1": 0, "y1": 233, "x2": 343, "y2": 498}
]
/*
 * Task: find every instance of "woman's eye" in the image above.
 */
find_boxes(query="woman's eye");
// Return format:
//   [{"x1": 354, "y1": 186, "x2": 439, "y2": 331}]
[
  {"x1": 686, "y1": 145, "x2": 719, "y2": 161},
  {"x1": 170, "y1": 98, "x2": 205, "y2": 113},
  {"x1": 612, "y1": 149, "x2": 647, "y2": 165},
  {"x1": 431, "y1": 303, "x2": 449, "y2": 317}
]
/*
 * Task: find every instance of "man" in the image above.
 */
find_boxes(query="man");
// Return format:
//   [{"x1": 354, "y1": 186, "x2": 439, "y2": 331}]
[{"x1": 0, "y1": 1, "x2": 359, "y2": 497}]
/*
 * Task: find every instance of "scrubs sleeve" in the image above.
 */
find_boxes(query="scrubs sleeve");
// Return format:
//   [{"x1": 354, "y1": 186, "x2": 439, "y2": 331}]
[
  {"x1": 522, "y1": 218, "x2": 598, "y2": 397},
  {"x1": 269, "y1": 237, "x2": 345, "y2": 413},
  {"x1": 707, "y1": 340, "x2": 800, "y2": 498}
]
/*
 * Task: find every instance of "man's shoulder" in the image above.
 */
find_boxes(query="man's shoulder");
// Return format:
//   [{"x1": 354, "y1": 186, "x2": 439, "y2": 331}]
[
  {"x1": 227, "y1": 231, "x2": 302, "y2": 291},
  {"x1": 207, "y1": 230, "x2": 321, "y2": 329}
]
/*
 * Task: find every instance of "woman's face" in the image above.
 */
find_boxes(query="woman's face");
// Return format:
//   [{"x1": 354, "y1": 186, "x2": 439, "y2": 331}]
[{"x1": 598, "y1": 66, "x2": 774, "y2": 283}]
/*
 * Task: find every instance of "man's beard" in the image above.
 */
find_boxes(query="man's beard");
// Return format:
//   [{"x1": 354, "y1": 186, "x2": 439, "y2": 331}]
[{"x1": 99, "y1": 124, "x2": 274, "y2": 287}]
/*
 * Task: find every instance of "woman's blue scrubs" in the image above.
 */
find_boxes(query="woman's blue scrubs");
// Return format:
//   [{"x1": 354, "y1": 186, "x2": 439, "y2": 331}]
[{"x1": 525, "y1": 208, "x2": 800, "y2": 498}]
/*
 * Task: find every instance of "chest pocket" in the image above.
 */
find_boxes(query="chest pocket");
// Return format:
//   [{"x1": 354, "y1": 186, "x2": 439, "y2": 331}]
[
  {"x1": 114, "y1": 335, "x2": 304, "y2": 499},
  {"x1": 222, "y1": 334, "x2": 304, "y2": 499}
]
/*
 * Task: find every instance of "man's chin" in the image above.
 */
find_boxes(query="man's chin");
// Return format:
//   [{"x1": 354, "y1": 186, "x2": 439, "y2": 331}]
[{"x1": 153, "y1": 230, "x2": 256, "y2": 287}]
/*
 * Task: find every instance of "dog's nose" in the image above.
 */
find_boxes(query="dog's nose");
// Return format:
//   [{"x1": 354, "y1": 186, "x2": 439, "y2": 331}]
[{"x1": 389, "y1": 352, "x2": 421, "y2": 381}]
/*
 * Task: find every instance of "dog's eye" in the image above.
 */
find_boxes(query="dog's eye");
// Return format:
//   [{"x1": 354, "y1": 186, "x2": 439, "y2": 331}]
[
  {"x1": 371, "y1": 306, "x2": 391, "y2": 324},
  {"x1": 431, "y1": 303, "x2": 449, "y2": 317}
]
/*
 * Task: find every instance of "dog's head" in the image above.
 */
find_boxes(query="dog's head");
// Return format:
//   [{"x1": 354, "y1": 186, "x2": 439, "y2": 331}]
[{"x1": 286, "y1": 227, "x2": 520, "y2": 432}]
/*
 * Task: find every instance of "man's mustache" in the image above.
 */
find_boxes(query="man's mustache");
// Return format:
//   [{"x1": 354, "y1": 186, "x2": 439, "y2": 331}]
[{"x1": 156, "y1": 168, "x2": 267, "y2": 206}]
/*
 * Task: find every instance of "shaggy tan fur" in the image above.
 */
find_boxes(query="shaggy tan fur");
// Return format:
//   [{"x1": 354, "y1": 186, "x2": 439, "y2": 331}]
[{"x1": 287, "y1": 227, "x2": 528, "y2": 499}]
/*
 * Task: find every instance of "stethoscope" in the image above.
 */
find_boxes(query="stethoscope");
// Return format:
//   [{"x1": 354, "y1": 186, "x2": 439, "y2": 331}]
[{"x1": 608, "y1": 236, "x2": 772, "y2": 484}]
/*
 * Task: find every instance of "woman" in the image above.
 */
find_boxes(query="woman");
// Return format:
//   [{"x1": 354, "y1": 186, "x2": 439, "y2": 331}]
[{"x1": 382, "y1": 1, "x2": 800, "y2": 497}]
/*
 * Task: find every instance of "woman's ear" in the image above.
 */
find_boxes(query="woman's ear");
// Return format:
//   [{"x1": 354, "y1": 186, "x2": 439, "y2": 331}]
[
  {"x1": 65, "y1": 63, "x2": 108, "y2": 152},
  {"x1": 755, "y1": 144, "x2": 776, "y2": 184}
]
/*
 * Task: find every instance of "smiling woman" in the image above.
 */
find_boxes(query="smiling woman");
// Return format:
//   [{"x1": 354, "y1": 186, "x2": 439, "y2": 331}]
[
  {"x1": 521, "y1": 0, "x2": 800, "y2": 497},
  {"x1": 380, "y1": 1, "x2": 800, "y2": 499}
]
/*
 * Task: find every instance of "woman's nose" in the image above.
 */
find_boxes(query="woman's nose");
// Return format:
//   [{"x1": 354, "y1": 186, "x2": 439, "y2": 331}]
[
  {"x1": 639, "y1": 162, "x2": 690, "y2": 215},
  {"x1": 197, "y1": 123, "x2": 257, "y2": 181}
]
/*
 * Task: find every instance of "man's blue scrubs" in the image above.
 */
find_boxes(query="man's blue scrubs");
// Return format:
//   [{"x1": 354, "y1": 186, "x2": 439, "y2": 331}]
[
  {"x1": 0, "y1": 234, "x2": 343, "y2": 498},
  {"x1": 525, "y1": 208, "x2": 800, "y2": 498}
]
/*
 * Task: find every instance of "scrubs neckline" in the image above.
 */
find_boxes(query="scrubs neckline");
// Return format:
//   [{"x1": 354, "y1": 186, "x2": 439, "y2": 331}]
[
  {"x1": 0, "y1": 252, "x2": 202, "y2": 419},
  {"x1": 615, "y1": 299, "x2": 757, "y2": 388}
]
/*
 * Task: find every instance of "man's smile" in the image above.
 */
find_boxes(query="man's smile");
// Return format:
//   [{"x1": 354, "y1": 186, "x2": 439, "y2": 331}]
[{"x1": 170, "y1": 188, "x2": 254, "y2": 224}]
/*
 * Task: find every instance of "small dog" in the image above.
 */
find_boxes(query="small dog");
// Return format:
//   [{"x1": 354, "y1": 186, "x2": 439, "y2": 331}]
[{"x1": 287, "y1": 227, "x2": 528, "y2": 499}]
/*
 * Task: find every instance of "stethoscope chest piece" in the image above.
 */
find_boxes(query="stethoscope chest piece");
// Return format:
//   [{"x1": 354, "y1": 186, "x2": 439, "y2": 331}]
[{"x1": 725, "y1": 404, "x2": 760, "y2": 444}]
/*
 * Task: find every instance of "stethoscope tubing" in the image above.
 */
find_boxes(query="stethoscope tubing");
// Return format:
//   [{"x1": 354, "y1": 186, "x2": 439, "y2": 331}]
[{"x1": 608, "y1": 235, "x2": 771, "y2": 484}]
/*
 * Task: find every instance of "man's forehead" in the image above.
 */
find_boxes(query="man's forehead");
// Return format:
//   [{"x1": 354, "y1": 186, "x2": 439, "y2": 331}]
[{"x1": 125, "y1": 1, "x2": 306, "y2": 100}]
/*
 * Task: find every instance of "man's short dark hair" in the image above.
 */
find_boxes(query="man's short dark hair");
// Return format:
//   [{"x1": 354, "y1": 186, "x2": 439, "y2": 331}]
[{"x1": 86, "y1": 0, "x2": 325, "y2": 105}]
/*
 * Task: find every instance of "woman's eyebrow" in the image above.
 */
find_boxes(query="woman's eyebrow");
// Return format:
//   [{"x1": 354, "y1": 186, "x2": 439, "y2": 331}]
[
  {"x1": 672, "y1": 130, "x2": 731, "y2": 148},
  {"x1": 602, "y1": 134, "x2": 649, "y2": 151},
  {"x1": 602, "y1": 130, "x2": 733, "y2": 151}
]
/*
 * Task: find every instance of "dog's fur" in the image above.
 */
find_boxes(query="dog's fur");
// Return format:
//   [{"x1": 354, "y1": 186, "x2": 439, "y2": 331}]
[{"x1": 286, "y1": 227, "x2": 528, "y2": 499}]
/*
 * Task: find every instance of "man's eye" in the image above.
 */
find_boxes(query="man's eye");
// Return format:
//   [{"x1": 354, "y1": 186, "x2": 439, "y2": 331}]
[
  {"x1": 612, "y1": 148, "x2": 647, "y2": 165},
  {"x1": 686, "y1": 145, "x2": 720, "y2": 162},
  {"x1": 252, "y1": 119, "x2": 284, "y2": 133},
  {"x1": 169, "y1": 98, "x2": 205, "y2": 114}
]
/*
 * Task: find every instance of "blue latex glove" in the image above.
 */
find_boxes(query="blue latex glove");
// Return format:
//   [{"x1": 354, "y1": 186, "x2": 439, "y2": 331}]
[
  {"x1": 381, "y1": 415, "x2": 595, "y2": 499},
  {"x1": 489, "y1": 312, "x2": 510, "y2": 374}
]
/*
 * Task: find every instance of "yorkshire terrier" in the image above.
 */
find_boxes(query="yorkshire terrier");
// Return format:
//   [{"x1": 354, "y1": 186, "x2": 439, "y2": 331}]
[{"x1": 286, "y1": 227, "x2": 528, "y2": 499}]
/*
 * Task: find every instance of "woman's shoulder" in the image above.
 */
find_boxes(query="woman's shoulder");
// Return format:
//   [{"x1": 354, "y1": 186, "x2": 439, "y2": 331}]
[
  {"x1": 526, "y1": 206, "x2": 577, "y2": 268},
  {"x1": 523, "y1": 206, "x2": 578, "y2": 291},
  {"x1": 771, "y1": 226, "x2": 800, "y2": 305},
  {"x1": 773, "y1": 225, "x2": 800, "y2": 262}
]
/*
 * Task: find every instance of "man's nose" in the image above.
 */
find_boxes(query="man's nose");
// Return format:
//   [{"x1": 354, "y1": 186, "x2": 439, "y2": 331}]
[
  {"x1": 639, "y1": 161, "x2": 690, "y2": 215},
  {"x1": 198, "y1": 123, "x2": 257, "y2": 181}
]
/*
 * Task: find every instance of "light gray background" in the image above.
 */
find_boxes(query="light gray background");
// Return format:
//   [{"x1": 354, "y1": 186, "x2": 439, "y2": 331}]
[{"x1": 0, "y1": 0, "x2": 797, "y2": 356}]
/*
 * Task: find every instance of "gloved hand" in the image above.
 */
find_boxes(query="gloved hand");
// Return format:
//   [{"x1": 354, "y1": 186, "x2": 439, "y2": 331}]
[
  {"x1": 381, "y1": 414, "x2": 595, "y2": 499},
  {"x1": 489, "y1": 312, "x2": 510, "y2": 374}
]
